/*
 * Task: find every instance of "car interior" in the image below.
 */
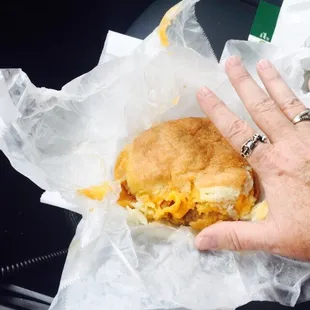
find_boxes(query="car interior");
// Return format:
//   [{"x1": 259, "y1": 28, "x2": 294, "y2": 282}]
[{"x1": 0, "y1": 0, "x2": 309, "y2": 309}]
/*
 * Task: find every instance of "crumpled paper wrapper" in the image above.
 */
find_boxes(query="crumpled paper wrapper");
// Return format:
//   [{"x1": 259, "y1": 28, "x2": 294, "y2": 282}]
[
  {"x1": 1, "y1": 0, "x2": 310, "y2": 309},
  {"x1": 272, "y1": 0, "x2": 310, "y2": 50}
]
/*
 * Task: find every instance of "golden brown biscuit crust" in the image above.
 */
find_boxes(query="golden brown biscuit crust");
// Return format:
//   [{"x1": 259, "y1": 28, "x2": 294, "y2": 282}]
[{"x1": 116, "y1": 118, "x2": 249, "y2": 195}]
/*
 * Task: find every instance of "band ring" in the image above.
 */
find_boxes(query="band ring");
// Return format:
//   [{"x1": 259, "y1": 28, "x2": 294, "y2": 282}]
[
  {"x1": 241, "y1": 133, "x2": 267, "y2": 158},
  {"x1": 292, "y1": 108, "x2": 310, "y2": 125}
]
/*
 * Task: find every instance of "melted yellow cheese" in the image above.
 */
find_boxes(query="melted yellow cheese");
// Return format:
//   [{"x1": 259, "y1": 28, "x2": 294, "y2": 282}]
[
  {"x1": 78, "y1": 182, "x2": 111, "y2": 201},
  {"x1": 137, "y1": 190, "x2": 192, "y2": 221},
  {"x1": 251, "y1": 200, "x2": 268, "y2": 221},
  {"x1": 158, "y1": 3, "x2": 180, "y2": 46},
  {"x1": 79, "y1": 180, "x2": 257, "y2": 231}
]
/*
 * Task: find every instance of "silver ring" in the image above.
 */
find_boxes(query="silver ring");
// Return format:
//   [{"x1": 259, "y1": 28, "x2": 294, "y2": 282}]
[
  {"x1": 292, "y1": 108, "x2": 310, "y2": 125},
  {"x1": 241, "y1": 133, "x2": 267, "y2": 158}
]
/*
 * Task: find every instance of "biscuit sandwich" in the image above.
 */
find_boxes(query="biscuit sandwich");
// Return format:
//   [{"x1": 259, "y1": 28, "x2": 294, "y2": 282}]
[{"x1": 114, "y1": 117, "x2": 260, "y2": 230}]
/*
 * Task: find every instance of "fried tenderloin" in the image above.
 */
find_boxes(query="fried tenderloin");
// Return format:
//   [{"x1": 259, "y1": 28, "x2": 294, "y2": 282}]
[{"x1": 114, "y1": 117, "x2": 258, "y2": 231}]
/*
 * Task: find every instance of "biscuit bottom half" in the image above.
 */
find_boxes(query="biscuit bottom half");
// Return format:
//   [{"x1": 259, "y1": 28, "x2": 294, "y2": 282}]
[{"x1": 117, "y1": 177, "x2": 257, "y2": 231}]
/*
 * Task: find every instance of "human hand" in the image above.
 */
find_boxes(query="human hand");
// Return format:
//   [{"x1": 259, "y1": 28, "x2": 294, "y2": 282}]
[{"x1": 196, "y1": 56, "x2": 310, "y2": 261}]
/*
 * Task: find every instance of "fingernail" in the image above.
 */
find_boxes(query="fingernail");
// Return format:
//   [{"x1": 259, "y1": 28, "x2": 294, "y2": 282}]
[
  {"x1": 258, "y1": 59, "x2": 272, "y2": 71},
  {"x1": 195, "y1": 234, "x2": 218, "y2": 250},
  {"x1": 198, "y1": 86, "x2": 212, "y2": 97},
  {"x1": 228, "y1": 55, "x2": 242, "y2": 67}
]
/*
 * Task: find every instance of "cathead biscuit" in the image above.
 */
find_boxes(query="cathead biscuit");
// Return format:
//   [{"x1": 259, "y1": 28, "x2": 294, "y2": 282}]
[{"x1": 113, "y1": 118, "x2": 260, "y2": 231}]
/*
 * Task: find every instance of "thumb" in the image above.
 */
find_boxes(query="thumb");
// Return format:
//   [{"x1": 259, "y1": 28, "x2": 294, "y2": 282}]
[{"x1": 195, "y1": 221, "x2": 272, "y2": 252}]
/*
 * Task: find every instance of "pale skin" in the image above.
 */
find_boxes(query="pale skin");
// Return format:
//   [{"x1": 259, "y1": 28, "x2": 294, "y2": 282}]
[{"x1": 195, "y1": 55, "x2": 310, "y2": 261}]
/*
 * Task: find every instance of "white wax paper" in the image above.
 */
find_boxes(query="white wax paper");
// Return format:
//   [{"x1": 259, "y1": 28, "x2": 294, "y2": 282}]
[
  {"x1": 272, "y1": 0, "x2": 310, "y2": 50},
  {"x1": 1, "y1": 1, "x2": 310, "y2": 309}
]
